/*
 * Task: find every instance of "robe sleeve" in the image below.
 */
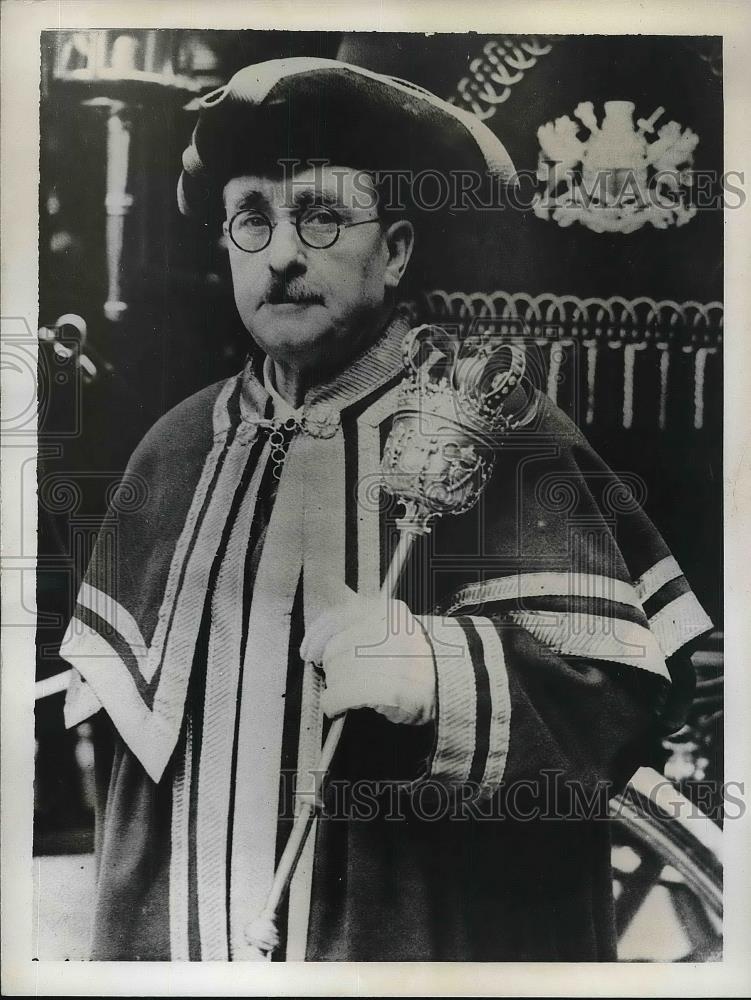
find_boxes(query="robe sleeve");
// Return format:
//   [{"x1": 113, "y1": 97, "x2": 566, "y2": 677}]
[
  {"x1": 404, "y1": 394, "x2": 714, "y2": 804},
  {"x1": 412, "y1": 606, "x2": 705, "y2": 804}
]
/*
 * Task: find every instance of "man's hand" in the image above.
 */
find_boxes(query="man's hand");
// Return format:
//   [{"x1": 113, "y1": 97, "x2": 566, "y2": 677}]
[{"x1": 300, "y1": 587, "x2": 436, "y2": 726}]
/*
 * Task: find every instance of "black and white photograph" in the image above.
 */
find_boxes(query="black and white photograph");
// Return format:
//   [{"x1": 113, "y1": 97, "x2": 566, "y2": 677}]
[{"x1": 2, "y1": 1, "x2": 750, "y2": 995}]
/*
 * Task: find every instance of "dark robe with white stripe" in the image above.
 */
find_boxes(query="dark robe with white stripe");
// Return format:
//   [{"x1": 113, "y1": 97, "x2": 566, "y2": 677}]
[{"x1": 61, "y1": 306, "x2": 712, "y2": 960}]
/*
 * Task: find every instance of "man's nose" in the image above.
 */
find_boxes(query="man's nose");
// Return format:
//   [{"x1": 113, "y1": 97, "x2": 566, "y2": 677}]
[{"x1": 267, "y1": 219, "x2": 306, "y2": 274}]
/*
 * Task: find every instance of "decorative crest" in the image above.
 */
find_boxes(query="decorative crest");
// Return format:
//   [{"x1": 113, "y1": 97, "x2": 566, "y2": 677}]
[{"x1": 533, "y1": 100, "x2": 699, "y2": 233}]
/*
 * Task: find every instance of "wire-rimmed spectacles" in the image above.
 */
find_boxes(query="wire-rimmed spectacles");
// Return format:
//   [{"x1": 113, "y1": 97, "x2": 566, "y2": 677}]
[{"x1": 224, "y1": 206, "x2": 382, "y2": 253}]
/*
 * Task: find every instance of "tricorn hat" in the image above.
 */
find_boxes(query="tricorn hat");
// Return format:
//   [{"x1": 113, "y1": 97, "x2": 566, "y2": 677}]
[{"x1": 177, "y1": 56, "x2": 517, "y2": 218}]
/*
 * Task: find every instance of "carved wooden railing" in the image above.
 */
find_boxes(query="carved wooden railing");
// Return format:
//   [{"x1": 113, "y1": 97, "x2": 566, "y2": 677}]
[{"x1": 408, "y1": 291, "x2": 723, "y2": 431}]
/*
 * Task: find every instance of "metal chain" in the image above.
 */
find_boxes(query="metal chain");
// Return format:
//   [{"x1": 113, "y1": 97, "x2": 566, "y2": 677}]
[{"x1": 266, "y1": 416, "x2": 300, "y2": 480}]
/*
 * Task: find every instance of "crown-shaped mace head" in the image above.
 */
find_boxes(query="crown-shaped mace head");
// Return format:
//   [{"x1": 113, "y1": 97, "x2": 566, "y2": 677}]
[{"x1": 381, "y1": 324, "x2": 530, "y2": 525}]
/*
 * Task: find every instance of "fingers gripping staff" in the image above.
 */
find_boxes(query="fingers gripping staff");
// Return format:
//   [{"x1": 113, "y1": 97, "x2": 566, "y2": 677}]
[
  {"x1": 303, "y1": 595, "x2": 437, "y2": 726},
  {"x1": 244, "y1": 325, "x2": 530, "y2": 956}
]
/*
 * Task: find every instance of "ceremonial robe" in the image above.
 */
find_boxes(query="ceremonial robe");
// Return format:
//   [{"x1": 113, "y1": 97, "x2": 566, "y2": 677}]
[{"x1": 61, "y1": 307, "x2": 713, "y2": 960}]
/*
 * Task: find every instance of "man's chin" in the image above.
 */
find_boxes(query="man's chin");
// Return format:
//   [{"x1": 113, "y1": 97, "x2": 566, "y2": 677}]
[{"x1": 251, "y1": 308, "x2": 330, "y2": 362}]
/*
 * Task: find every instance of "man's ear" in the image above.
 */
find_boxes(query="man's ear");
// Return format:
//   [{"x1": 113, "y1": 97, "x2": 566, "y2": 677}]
[{"x1": 383, "y1": 219, "x2": 415, "y2": 290}]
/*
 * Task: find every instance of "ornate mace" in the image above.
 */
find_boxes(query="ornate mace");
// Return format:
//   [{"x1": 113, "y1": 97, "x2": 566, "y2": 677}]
[{"x1": 245, "y1": 324, "x2": 529, "y2": 955}]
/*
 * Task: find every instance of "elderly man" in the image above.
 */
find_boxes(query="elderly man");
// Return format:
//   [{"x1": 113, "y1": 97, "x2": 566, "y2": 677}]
[{"x1": 61, "y1": 57, "x2": 711, "y2": 962}]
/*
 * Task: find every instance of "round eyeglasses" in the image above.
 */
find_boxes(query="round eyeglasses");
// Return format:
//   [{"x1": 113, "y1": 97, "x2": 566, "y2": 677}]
[{"x1": 225, "y1": 206, "x2": 382, "y2": 253}]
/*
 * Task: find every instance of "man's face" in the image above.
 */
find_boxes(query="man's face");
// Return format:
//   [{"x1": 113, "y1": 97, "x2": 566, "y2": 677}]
[{"x1": 223, "y1": 165, "x2": 411, "y2": 378}]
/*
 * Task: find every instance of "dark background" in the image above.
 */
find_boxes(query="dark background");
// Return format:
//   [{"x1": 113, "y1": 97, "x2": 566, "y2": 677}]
[{"x1": 35, "y1": 31, "x2": 723, "y2": 848}]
